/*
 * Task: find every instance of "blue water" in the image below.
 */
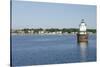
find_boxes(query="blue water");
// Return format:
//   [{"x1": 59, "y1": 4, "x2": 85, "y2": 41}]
[{"x1": 12, "y1": 34, "x2": 96, "y2": 66}]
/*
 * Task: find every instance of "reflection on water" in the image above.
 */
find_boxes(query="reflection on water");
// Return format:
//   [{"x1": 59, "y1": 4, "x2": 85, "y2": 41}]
[{"x1": 78, "y1": 42, "x2": 88, "y2": 62}]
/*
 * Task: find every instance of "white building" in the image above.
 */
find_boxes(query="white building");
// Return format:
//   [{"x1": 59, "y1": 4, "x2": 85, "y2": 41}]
[{"x1": 79, "y1": 19, "x2": 87, "y2": 34}]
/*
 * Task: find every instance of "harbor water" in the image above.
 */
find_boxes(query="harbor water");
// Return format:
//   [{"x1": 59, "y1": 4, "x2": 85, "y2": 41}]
[{"x1": 11, "y1": 34, "x2": 96, "y2": 66}]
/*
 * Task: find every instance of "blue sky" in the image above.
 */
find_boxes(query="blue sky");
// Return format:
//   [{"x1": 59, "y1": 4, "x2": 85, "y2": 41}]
[{"x1": 12, "y1": 0, "x2": 96, "y2": 29}]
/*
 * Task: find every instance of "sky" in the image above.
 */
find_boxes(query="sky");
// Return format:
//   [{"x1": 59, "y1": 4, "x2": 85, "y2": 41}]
[{"x1": 12, "y1": 0, "x2": 96, "y2": 29}]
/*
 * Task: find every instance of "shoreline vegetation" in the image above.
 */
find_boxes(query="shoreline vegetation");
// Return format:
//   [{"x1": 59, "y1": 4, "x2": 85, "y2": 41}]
[{"x1": 11, "y1": 28, "x2": 96, "y2": 35}]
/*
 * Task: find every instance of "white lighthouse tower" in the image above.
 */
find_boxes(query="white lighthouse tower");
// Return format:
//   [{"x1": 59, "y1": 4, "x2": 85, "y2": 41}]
[
  {"x1": 79, "y1": 19, "x2": 87, "y2": 34},
  {"x1": 77, "y1": 19, "x2": 88, "y2": 42}
]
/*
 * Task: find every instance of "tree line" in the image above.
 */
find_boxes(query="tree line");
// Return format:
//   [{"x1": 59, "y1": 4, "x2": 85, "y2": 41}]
[{"x1": 12, "y1": 28, "x2": 96, "y2": 34}]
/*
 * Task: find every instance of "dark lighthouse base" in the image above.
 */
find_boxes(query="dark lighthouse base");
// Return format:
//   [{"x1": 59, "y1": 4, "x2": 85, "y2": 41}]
[{"x1": 77, "y1": 33, "x2": 88, "y2": 43}]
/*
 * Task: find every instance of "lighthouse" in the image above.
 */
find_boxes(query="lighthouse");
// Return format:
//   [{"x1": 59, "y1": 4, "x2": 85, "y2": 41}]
[{"x1": 77, "y1": 19, "x2": 88, "y2": 43}]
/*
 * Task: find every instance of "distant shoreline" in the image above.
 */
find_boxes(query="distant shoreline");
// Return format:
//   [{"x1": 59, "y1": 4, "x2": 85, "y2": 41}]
[
  {"x1": 11, "y1": 33, "x2": 96, "y2": 36},
  {"x1": 11, "y1": 28, "x2": 96, "y2": 35}
]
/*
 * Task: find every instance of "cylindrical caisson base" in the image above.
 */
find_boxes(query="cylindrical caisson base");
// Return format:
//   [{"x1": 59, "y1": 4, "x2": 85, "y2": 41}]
[{"x1": 77, "y1": 33, "x2": 88, "y2": 43}]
